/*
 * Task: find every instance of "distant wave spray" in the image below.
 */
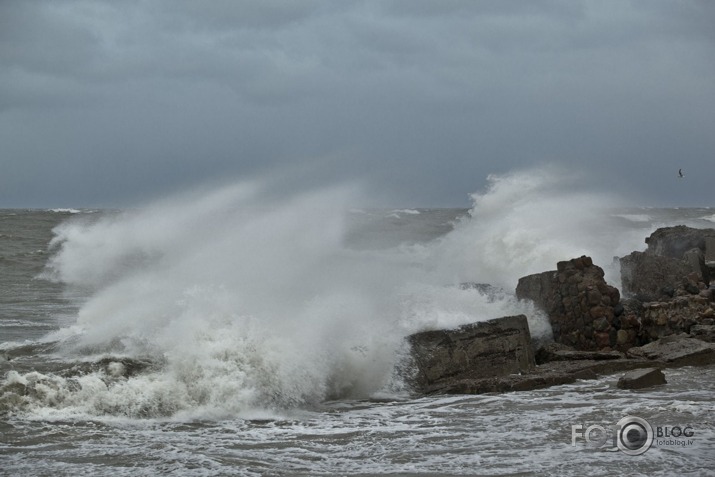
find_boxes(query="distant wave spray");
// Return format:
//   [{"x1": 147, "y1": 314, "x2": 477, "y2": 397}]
[{"x1": 428, "y1": 167, "x2": 647, "y2": 288}]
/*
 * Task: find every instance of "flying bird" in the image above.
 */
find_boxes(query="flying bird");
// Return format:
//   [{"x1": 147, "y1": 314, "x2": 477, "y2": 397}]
[{"x1": 678, "y1": 169, "x2": 684, "y2": 178}]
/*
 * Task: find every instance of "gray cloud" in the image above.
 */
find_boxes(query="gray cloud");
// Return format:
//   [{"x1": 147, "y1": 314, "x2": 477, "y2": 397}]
[{"x1": 1, "y1": 0, "x2": 714, "y2": 207}]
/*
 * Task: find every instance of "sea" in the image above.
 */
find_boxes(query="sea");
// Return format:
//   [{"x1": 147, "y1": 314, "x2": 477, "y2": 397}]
[{"x1": 1, "y1": 174, "x2": 714, "y2": 476}]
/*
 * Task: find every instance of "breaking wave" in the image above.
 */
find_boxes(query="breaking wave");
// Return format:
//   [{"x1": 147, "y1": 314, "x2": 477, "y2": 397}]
[{"x1": 1, "y1": 168, "x2": 651, "y2": 419}]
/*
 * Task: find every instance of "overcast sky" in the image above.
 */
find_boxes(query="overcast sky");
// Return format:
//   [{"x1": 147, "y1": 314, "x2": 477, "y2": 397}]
[{"x1": 1, "y1": 0, "x2": 714, "y2": 208}]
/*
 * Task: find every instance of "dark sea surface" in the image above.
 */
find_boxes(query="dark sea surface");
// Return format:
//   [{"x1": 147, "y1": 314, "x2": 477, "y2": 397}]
[{"x1": 1, "y1": 204, "x2": 714, "y2": 476}]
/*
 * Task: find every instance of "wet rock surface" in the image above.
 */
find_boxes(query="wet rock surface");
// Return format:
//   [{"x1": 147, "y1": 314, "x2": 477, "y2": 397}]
[
  {"x1": 690, "y1": 323, "x2": 715, "y2": 342},
  {"x1": 620, "y1": 251, "x2": 695, "y2": 302},
  {"x1": 644, "y1": 225, "x2": 715, "y2": 260},
  {"x1": 411, "y1": 334, "x2": 714, "y2": 395},
  {"x1": 534, "y1": 342, "x2": 623, "y2": 364},
  {"x1": 516, "y1": 256, "x2": 621, "y2": 350},
  {"x1": 617, "y1": 368, "x2": 667, "y2": 390},
  {"x1": 625, "y1": 333, "x2": 715, "y2": 366},
  {"x1": 407, "y1": 315, "x2": 535, "y2": 393}
]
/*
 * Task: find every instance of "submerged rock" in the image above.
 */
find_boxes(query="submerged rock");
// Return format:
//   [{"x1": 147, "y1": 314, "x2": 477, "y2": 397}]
[{"x1": 617, "y1": 368, "x2": 666, "y2": 390}]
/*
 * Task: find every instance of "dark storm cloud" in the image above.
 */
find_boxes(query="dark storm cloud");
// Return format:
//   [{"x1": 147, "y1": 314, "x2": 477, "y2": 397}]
[{"x1": 1, "y1": 0, "x2": 714, "y2": 207}]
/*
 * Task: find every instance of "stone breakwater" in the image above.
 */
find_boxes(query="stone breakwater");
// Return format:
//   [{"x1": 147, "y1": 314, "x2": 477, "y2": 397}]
[{"x1": 408, "y1": 225, "x2": 715, "y2": 395}]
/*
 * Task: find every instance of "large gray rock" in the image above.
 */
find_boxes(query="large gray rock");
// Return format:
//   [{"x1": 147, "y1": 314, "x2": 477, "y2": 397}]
[
  {"x1": 624, "y1": 226, "x2": 715, "y2": 298},
  {"x1": 619, "y1": 251, "x2": 695, "y2": 301},
  {"x1": 617, "y1": 368, "x2": 666, "y2": 390},
  {"x1": 407, "y1": 315, "x2": 535, "y2": 394}
]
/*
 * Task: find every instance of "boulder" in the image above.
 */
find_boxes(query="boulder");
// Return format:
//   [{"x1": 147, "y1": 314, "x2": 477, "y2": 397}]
[
  {"x1": 617, "y1": 368, "x2": 667, "y2": 390},
  {"x1": 626, "y1": 334, "x2": 715, "y2": 367},
  {"x1": 407, "y1": 315, "x2": 535, "y2": 394}
]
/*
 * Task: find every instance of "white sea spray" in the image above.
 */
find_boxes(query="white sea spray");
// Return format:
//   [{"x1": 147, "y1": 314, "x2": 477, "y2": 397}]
[{"x1": 6, "y1": 168, "x2": 658, "y2": 419}]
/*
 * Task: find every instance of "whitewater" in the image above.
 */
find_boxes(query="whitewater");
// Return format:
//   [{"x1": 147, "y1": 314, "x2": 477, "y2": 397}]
[{"x1": 1, "y1": 170, "x2": 714, "y2": 476}]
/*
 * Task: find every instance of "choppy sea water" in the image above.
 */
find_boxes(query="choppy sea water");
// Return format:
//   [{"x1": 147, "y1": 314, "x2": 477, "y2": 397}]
[
  {"x1": 2, "y1": 180, "x2": 715, "y2": 476},
  {"x1": 2, "y1": 369, "x2": 714, "y2": 476}
]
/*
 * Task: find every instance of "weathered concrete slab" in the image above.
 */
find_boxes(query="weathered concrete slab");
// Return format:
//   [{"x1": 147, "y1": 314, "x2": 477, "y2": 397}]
[
  {"x1": 535, "y1": 342, "x2": 624, "y2": 364},
  {"x1": 419, "y1": 358, "x2": 656, "y2": 395},
  {"x1": 407, "y1": 315, "x2": 535, "y2": 393},
  {"x1": 626, "y1": 334, "x2": 715, "y2": 366},
  {"x1": 617, "y1": 368, "x2": 666, "y2": 390}
]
